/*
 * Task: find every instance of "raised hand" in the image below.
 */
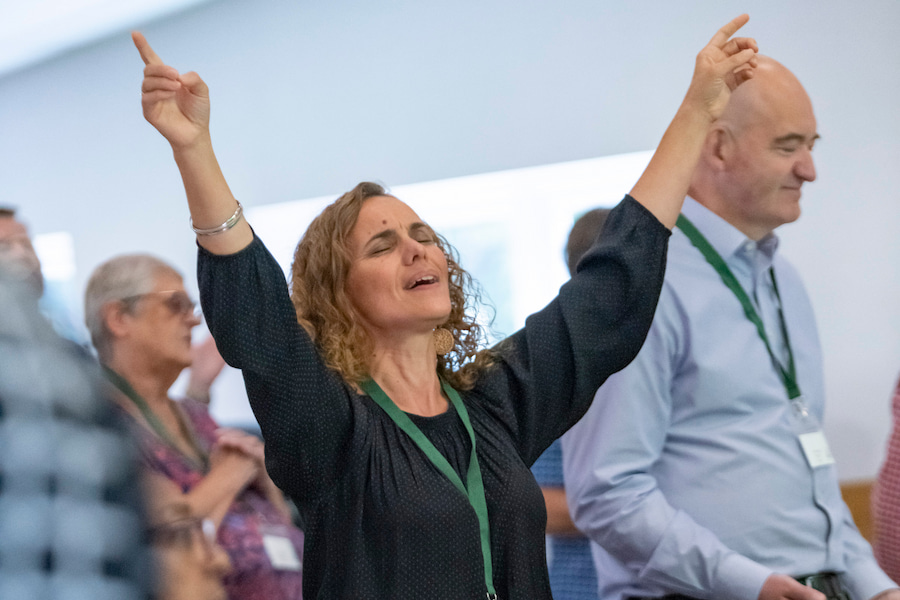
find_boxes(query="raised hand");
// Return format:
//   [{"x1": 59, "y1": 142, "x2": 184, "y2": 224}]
[
  {"x1": 132, "y1": 31, "x2": 211, "y2": 149},
  {"x1": 684, "y1": 14, "x2": 759, "y2": 122},
  {"x1": 185, "y1": 335, "x2": 227, "y2": 404},
  {"x1": 132, "y1": 31, "x2": 252, "y2": 255}
]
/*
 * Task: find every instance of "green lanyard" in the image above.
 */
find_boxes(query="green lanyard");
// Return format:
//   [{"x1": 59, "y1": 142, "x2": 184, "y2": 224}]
[
  {"x1": 676, "y1": 214, "x2": 801, "y2": 400},
  {"x1": 360, "y1": 378, "x2": 498, "y2": 600},
  {"x1": 102, "y1": 365, "x2": 210, "y2": 470}
]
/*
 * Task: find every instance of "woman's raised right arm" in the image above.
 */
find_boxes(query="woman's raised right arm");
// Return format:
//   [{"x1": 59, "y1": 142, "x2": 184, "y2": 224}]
[{"x1": 133, "y1": 31, "x2": 252, "y2": 255}]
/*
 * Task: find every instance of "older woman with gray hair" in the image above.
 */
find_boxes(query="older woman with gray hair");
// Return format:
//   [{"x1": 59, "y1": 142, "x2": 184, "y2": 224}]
[{"x1": 85, "y1": 254, "x2": 304, "y2": 600}]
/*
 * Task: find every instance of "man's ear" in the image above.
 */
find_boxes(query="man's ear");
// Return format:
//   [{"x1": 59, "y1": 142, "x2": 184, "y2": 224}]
[
  {"x1": 705, "y1": 125, "x2": 734, "y2": 171},
  {"x1": 102, "y1": 301, "x2": 131, "y2": 339}
]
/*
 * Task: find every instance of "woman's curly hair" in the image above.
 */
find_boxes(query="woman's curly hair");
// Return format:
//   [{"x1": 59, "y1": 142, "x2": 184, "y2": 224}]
[{"x1": 289, "y1": 182, "x2": 495, "y2": 390}]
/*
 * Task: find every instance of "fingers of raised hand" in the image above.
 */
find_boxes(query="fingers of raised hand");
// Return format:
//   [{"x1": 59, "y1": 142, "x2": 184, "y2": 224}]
[
  {"x1": 141, "y1": 73, "x2": 181, "y2": 95},
  {"x1": 709, "y1": 14, "x2": 750, "y2": 47},
  {"x1": 132, "y1": 31, "x2": 164, "y2": 66},
  {"x1": 178, "y1": 71, "x2": 209, "y2": 97},
  {"x1": 719, "y1": 46, "x2": 759, "y2": 72},
  {"x1": 695, "y1": 34, "x2": 757, "y2": 93},
  {"x1": 131, "y1": 31, "x2": 163, "y2": 65},
  {"x1": 728, "y1": 67, "x2": 755, "y2": 88},
  {"x1": 721, "y1": 36, "x2": 759, "y2": 58},
  {"x1": 191, "y1": 336, "x2": 225, "y2": 370}
]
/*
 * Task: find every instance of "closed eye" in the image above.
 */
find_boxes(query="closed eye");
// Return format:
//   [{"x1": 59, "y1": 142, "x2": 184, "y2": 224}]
[
  {"x1": 773, "y1": 133, "x2": 819, "y2": 154},
  {"x1": 369, "y1": 242, "x2": 394, "y2": 256},
  {"x1": 364, "y1": 230, "x2": 398, "y2": 256},
  {"x1": 410, "y1": 223, "x2": 437, "y2": 245}
]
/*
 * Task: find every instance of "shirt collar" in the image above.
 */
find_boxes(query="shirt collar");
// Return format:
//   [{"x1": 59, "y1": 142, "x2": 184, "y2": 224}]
[{"x1": 681, "y1": 197, "x2": 780, "y2": 268}]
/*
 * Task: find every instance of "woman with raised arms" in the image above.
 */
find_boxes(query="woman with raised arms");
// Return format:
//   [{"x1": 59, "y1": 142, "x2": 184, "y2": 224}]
[{"x1": 132, "y1": 16, "x2": 757, "y2": 599}]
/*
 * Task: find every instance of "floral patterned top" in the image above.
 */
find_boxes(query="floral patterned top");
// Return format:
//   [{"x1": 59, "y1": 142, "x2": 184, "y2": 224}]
[{"x1": 130, "y1": 397, "x2": 304, "y2": 600}]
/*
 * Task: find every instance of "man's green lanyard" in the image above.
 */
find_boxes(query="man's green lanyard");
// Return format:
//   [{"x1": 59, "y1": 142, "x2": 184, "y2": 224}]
[
  {"x1": 102, "y1": 365, "x2": 210, "y2": 470},
  {"x1": 676, "y1": 214, "x2": 801, "y2": 400},
  {"x1": 360, "y1": 378, "x2": 498, "y2": 600}
]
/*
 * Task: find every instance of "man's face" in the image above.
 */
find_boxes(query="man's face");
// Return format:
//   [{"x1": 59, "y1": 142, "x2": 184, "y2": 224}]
[
  {"x1": 0, "y1": 216, "x2": 44, "y2": 295},
  {"x1": 720, "y1": 81, "x2": 818, "y2": 240}
]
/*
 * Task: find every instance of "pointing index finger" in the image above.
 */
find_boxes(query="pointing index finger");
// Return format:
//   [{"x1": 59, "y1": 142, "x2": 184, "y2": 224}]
[
  {"x1": 132, "y1": 31, "x2": 163, "y2": 66},
  {"x1": 709, "y1": 14, "x2": 750, "y2": 48}
]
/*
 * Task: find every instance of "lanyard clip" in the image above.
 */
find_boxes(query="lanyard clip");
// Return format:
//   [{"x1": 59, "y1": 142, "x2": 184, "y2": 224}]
[
  {"x1": 486, "y1": 594, "x2": 499, "y2": 600},
  {"x1": 791, "y1": 397, "x2": 809, "y2": 419}
]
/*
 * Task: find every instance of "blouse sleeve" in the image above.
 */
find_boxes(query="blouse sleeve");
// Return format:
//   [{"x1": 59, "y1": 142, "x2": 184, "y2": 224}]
[
  {"x1": 197, "y1": 235, "x2": 354, "y2": 503},
  {"x1": 473, "y1": 195, "x2": 670, "y2": 465}
]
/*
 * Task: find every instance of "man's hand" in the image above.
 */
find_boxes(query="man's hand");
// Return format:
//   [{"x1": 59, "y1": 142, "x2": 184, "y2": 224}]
[
  {"x1": 870, "y1": 589, "x2": 900, "y2": 600},
  {"x1": 758, "y1": 574, "x2": 826, "y2": 600}
]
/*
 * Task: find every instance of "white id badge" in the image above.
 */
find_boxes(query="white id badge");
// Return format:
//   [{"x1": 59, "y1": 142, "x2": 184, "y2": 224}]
[
  {"x1": 262, "y1": 534, "x2": 302, "y2": 571},
  {"x1": 798, "y1": 430, "x2": 836, "y2": 469}
]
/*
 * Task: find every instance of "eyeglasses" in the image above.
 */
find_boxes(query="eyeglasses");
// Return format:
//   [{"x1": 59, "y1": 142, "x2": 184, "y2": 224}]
[
  {"x1": 121, "y1": 290, "x2": 201, "y2": 319},
  {"x1": 149, "y1": 516, "x2": 218, "y2": 557}
]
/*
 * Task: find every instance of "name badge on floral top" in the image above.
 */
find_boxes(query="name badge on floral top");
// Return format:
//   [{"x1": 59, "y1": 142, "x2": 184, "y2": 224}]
[
  {"x1": 798, "y1": 430, "x2": 836, "y2": 469},
  {"x1": 262, "y1": 535, "x2": 302, "y2": 571}
]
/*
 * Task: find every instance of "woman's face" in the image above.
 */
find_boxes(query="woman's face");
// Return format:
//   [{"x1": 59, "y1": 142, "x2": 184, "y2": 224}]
[
  {"x1": 345, "y1": 195, "x2": 451, "y2": 340},
  {"x1": 122, "y1": 271, "x2": 201, "y2": 371}
]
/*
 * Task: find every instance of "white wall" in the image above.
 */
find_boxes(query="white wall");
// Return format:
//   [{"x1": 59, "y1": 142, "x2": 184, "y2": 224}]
[{"x1": 2, "y1": 0, "x2": 898, "y2": 479}]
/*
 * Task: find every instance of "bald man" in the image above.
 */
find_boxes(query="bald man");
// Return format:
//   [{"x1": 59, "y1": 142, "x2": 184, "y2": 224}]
[{"x1": 562, "y1": 57, "x2": 900, "y2": 600}]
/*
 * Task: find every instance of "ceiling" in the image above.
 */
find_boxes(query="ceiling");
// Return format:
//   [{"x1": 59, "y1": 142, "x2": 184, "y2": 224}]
[{"x1": 0, "y1": 0, "x2": 215, "y2": 78}]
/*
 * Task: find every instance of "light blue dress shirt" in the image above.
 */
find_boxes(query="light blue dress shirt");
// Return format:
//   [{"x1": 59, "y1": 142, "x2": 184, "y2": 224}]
[{"x1": 562, "y1": 198, "x2": 896, "y2": 600}]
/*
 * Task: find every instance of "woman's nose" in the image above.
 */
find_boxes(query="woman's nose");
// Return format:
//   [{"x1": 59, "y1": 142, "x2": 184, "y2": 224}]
[{"x1": 401, "y1": 236, "x2": 426, "y2": 264}]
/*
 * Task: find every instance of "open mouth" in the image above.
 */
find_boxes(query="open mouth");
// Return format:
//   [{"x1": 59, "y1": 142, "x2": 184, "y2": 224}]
[{"x1": 409, "y1": 275, "x2": 437, "y2": 289}]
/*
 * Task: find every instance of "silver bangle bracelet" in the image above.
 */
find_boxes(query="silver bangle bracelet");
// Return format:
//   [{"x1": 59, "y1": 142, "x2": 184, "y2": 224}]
[{"x1": 191, "y1": 201, "x2": 243, "y2": 236}]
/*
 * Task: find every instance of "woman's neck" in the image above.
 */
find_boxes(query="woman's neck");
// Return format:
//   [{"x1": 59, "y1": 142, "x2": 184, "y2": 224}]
[
  {"x1": 105, "y1": 352, "x2": 180, "y2": 408},
  {"x1": 367, "y1": 334, "x2": 447, "y2": 417}
]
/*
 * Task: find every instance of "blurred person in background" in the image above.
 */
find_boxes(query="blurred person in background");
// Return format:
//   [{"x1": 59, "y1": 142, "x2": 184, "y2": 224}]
[
  {"x1": 0, "y1": 207, "x2": 88, "y2": 346},
  {"x1": 531, "y1": 207, "x2": 610, "y2": 600},
  {"x1": 147, "y1": 501, "x2": 231, "y2": 600},
  {"x1": 0, "y1": 269, "x2": 152, "y2": 599},
  {"x1": 0, "y1": 207, "x2": 44, "y2": 297},
  {"x1": 85, "y1": 253, "x2": 304, "y2": 600},
  {"x1": 874, "y1": 374, "x2": 900, "y2": 582}
]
